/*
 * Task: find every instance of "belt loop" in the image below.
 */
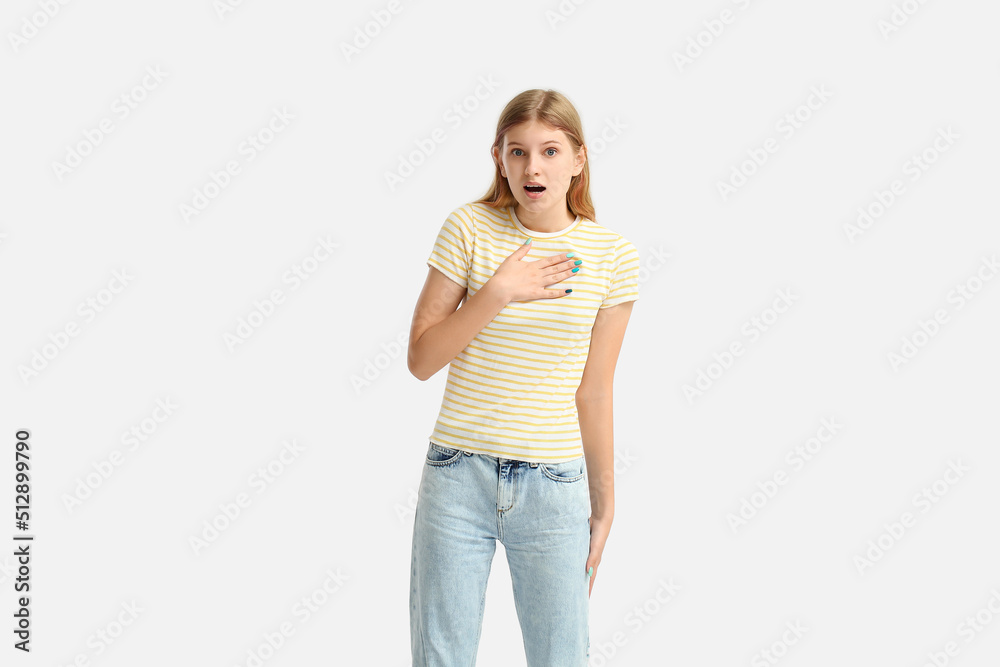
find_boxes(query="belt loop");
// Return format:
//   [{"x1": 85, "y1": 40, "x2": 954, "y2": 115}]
[{"x1": 529, "y1": 461, "x2": 538, "y2": 468}]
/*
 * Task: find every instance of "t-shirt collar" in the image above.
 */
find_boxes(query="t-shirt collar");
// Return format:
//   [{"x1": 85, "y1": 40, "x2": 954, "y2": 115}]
[{"x1": 509, "y1": 207, "x2": 581, "y2": 238}]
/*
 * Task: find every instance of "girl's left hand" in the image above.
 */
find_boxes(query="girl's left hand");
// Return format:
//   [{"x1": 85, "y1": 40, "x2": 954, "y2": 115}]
[{"x1": 586, "y1": 515, "x2": 613, "y2": 598}]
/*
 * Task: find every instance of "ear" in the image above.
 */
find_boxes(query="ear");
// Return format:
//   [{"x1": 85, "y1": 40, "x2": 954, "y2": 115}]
[
  {"x1": 573, "y1": 144, "x2": 587, "y2": 177},
  {"x1": 492, "y1": 146, "x2": 505, "y2": 177}
]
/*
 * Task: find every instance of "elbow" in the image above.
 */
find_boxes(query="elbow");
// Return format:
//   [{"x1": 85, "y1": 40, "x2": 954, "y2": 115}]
[
  {"x1": 408, "y1": 336, "x2": 446, "y2": 382},
  {"x1": 408, "y1": 357, "x2": 427, "y2": 382},
  {"x1": 407, "y1": 350, "x2": 431, "y2": 382},
  {"x1": 407, "y1": 341, "x2": 423, "y2": 381},
  {"x1": 577, "y1": 397, "x2": 611, "y2": 409},
  {"x1": 576, "y1": 385, "x2": 613, "y2": 405}
]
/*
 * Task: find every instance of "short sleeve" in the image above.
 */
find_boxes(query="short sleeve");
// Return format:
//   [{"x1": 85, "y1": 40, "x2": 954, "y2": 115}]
[
  {"x1": 600, "y1": 237, "x2": 640, "y2": 309},
  {"x1": 426, "y1": 206, "x2": 475, "y2": 290}
]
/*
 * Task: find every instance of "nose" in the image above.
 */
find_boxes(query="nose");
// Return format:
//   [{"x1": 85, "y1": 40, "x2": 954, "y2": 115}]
[{"x1": 524, "y1": 155, "x2": 541, "y2": 176}]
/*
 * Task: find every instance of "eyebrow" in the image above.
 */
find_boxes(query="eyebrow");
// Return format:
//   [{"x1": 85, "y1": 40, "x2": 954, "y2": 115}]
[{"x1": 507, "y1": 140, "x2": 562, "y2": 147}]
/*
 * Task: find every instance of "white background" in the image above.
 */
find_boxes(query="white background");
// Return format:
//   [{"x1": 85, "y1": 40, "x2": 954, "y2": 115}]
[{"x1": 1, "y1": 0, "x2": 999, "y2": 665}]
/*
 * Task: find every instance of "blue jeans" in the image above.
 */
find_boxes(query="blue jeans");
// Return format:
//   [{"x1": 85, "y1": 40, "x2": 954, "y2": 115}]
[{"x1": 410, "y1": 442, "x2": 591, "y2": 666}]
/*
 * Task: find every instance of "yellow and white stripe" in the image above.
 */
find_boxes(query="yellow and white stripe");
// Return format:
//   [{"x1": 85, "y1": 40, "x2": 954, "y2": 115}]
[{"x1": 425, "y1": 202, "x2": 639, "y2": 463}]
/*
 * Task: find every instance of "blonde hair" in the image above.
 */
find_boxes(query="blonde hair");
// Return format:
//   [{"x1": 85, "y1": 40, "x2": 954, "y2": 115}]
[{"x1": 475, "y1": 89, "x2": 596, "y2": 222}]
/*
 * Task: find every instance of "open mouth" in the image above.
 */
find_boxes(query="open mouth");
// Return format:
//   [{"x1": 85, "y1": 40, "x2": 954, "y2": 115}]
[{"x1": 524, "y1": 184, "x2": 546, "y2": 194}]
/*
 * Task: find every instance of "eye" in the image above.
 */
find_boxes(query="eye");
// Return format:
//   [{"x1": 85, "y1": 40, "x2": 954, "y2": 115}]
[
  {"x1": 546, "y1": 148, "x2": 557, "y2": 156},
  {"x1": 512, "y1": 149, "x2": 523, "y2": 156}
]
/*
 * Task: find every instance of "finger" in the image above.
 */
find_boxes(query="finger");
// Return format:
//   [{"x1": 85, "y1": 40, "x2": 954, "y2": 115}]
[
  {"x1": 536, "y1": 251, "x2": 575, "y2": 268},
  {"x1": 563, "y1": 265, "x2": 582, "y2": 279},
  {"x1": 587, "y1": 522, "x2": 595, "y2": 596},
  {"x1": 532, "y1": 261, "x2": 581, "y2": 286},
  {"x1": 510, "y1": 240, "x2": 533, "y2": 258},
  {"x1": 540, "y1": 267, "x2": 580, "y2": 285}
]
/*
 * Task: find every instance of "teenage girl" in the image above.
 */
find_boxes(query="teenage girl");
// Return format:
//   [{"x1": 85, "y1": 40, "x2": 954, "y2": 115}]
[{"x1": 407, "y1": 88, "x2": 640, "y2": 666}]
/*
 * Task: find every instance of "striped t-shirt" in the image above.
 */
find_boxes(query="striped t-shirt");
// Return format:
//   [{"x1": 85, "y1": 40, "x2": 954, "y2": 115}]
[{"x1": 424, "y1": 202, "x2": 640, "y2": 463}]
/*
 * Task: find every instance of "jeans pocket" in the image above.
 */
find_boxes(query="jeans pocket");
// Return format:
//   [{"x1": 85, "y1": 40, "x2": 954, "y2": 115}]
[
  {"x1": 425, "y1": 442, "x2": 464, "y2": 466},
  {"x1": 539, "y1": 456, "x2": 585, "y2": 483}
]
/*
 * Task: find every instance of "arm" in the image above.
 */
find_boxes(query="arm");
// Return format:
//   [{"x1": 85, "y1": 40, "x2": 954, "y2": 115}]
[
  {"x1": 577, "y1": 300, "x2": 635, "y2": 520},
  {"x1": 407, "y1": 266, "x2": 509, "y2": 382},
  {"x1": 577, "y1": 300, "x2": 635, "y2": 596}
]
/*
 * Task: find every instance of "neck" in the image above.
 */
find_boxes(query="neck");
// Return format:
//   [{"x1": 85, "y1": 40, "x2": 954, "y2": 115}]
[{"x1": 513, "y1": 204, "x2": 576, "y2": 234}]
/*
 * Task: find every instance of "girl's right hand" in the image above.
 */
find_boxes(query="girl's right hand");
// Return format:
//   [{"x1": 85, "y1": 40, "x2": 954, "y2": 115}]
[{"x1": 489, "y1": 241, "x2": 582, "y2": 303}]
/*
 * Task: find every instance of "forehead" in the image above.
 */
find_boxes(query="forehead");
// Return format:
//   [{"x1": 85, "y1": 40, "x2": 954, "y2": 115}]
[{"x1": 504, "y1": 121, "x2": 566, "y2": 146}]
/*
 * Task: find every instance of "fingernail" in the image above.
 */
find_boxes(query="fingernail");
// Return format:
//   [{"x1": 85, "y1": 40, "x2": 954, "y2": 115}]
[
  {"x1": 565, "y1": 289, "x2": 572, "y2": 293},
  {"x1": 566, "y1": 252, "x2": 574, "y2": 258},
  {"x1": 524, "y1": 238, "x2": 532, "y2": 244},
  {"x1": 571, "y1": 267, "x2": 579, "y2": 273},
  {"x1": 587, "y1": 566, "x2": 593, "y2": 578}
]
